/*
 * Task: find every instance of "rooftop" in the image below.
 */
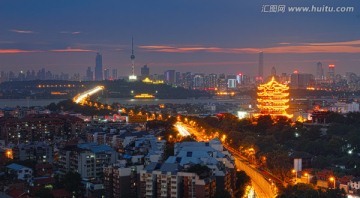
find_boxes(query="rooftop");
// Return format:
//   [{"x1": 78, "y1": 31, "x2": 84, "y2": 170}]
[
  {"x1": 77, "y1": 143, "x2": 114, "y2": 153},
  {"x1": 6, "y1": 163, "x2": 29, "y2": 171}
]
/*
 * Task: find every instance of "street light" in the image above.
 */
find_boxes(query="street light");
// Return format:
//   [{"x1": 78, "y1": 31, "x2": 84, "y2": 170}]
[
  {"x1": 304, "y1": 173, "x2": 310, "y2": 184},
  {"x1": 329, "y1": 177, "x2": 336, "y2": 189},
  {"x1": 292, "y1": 169, "x2": 297, "y2": 183}
]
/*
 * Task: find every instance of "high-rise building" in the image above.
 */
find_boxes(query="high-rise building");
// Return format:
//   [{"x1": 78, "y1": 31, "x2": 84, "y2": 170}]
[
  {"x1": 236, "y1": 73, "x2": 244, "y2": 85},
  {"x1": 175, "y1": 71, "x2": 181, "y2": 85},
  {"x1": 208, "y1": 74, "x2": 218, "y2": 89},
  {"x1": 227, "y1": 74, "x2": 237, "y2": 89},
  {"x1": 58, "y1": 143, "x2": 117, "y2": 179},
  {"x1": 193, "y1": 74, "x2": 204, "y2": 89},
  {"x1": 258, "y1": 51, "x2": 264, "y2": 80},
  {"x1": 316, "y1": 62, "x2": 324, "y2": 80},
  {"x1": 182, "y1": 72, "x2": 192, "y2": 89},
  {"x1": 37, "y1": 68, "x2": 46, "y2": 80},
  {"x1": 129, "y1": 37, "x2": 137, "y2": 81},
  {"x1": 104, "y1": 164, "x2": 144, "y2": 198},
  {"x1": 104, "y1": 68, "x2": 110, "y2": 80},
  {"x1": 112, "y1": 69, "x2": 118, "y2": 80},
  {"x1": 290, "y1": 72, "x2": 314, "y2": 89},
  {"x1": 86, "y1": 67, "x2": 93, "y2": 81},
  {"x1": 328, "y1": 64, "x2": 335, "y2": 81},
  {"x1": 140, "y1": 65, "x2": 150, "y2": 77},
  {"x1": 218, "y1": 73, "x2": 227, "y2": 91},
  {"x1": 228, "y1": 79, "x2": 237, "y2": 89},
  {"x1": 164, "y1": 70, "x2": 175, "y2": 84},
  {"x1": 271, "y1": 66, "x2": 276, "y2": 77},
  {"x1": 95, "y1": 53, "x2": 103, "y2": 81}
]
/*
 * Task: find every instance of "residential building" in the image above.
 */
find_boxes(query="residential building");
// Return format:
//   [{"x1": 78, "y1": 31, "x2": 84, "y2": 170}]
[
  {"x1": 58, "y1": 143, "x2": 117, "y2": 179},
  {"x1": 104, "y1": 161, "x2": 144, "y2": 198},
  {"x1": 6, "y1": 163, "x2": 33, "y2": 183}
]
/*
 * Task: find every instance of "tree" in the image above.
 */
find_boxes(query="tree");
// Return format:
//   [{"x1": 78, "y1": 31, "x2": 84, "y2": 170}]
[
  {"x1": 35, "y1": 187, "x2": 54, "y2": 198},
  {"x1": 47, "y1": 102, "x2": 58, "y2": 112},
  {"x1": 277, "y1": 183, "x2": 319, "y2": 198},
  {"x1": 312, "y1": 156, "x2": 330, "y2": 169},
  {"x1": 214, "y1": 189, "x2": 232, "y2": 198},
  {"x1": 319, "y1": 188, "x2": 347, "y2": 198},
  {"x1": 325, "y1": 112, "x2": 345, "y2": 124},
  {"x1": 345, "y1": 112, "x2": 360, "y2": 125},
  {"x1": 235, "y1": 171, "x2": 250, "y2": 198},
  {"x1": 256, "y1": 115, "x2": 274, "y2": 134},
  {"x1": 163, "y1": 142, "x2": 174, "y2": 159},
  {"x1": 180, "y1": 136, "x2": 196, "y2": 142},
  {"x1": 266, "y1": 150, "x2": 292, "y2": 180},
  {"x1": 61, "y1": 172, "x2": 82, "y2": 196}
]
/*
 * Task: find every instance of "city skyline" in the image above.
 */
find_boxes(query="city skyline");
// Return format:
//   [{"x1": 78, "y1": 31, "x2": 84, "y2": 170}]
[{"x1": 0, "y1": 0, "x2": 359, "y2": 76}]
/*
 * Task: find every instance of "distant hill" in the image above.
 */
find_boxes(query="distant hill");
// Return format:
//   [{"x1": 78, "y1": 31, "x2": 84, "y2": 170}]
[{"x1": 0, "y1": 80, "x2": 212, "y2": 99}]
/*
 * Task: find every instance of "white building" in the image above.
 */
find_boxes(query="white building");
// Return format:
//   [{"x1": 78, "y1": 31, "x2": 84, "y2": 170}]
[
  {"x1": 6, "y1": 163, "x2": 33, "y2": 183},
  {"x1": 348, "y1": 177, "x2": 360, "y2": 191},
  {"x1": 58, "y1": 143, "x2": 117, "y2": 179},
  {"x1": 227, "y1": 79, "x2": 237, "y2": 89},
  {"x1": 139, "y1": 139, "x2": 235, "y2": 198},
  {"x1": 330, "y1": 101, "x2": 360, "y2": 114}
]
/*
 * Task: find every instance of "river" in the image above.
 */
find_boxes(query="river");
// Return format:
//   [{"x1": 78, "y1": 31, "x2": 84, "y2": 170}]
[{"x1": 0, "y1": 97, "x2": 247, "y2": 108}]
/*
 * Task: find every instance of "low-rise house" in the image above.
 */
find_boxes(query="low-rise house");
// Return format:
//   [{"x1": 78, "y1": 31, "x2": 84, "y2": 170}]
[
  {"x1": 348, "y1": 177, "x2": 360, "y2": 194},
  {"x1": 6, "y1": 163, "x2": 33, "y2": 183}
]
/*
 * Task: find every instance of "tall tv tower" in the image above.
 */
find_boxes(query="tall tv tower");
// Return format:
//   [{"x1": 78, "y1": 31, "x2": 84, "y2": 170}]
[{"x1": 129, "y1": 37, "x2": 137, "y2": 81}]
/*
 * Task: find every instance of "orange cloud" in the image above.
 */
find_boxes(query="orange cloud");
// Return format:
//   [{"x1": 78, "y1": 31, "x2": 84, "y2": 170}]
[
  {"x1": 0, "y1": 47, "x2": 93, "y2": 54},
  {"x1": 173, "y1": 61, "x2": 257, "y2": 66},
  {"x1": 140, "y1": 40, "x2": 360, "y2": 54},
  {"x1": 303, "y1": 40, "x2": 360, "y2": 46},
  {"x1": 140, "y1": 45, "x2": 174, "y2": 49},
  {"x1": 139, "y1": 45, "x2": 258, "y2": 53},
  {"x1": 0, "y1": 49, "x2": 40, "y2": 54},
  {"x1": 50, "y1": 48, "x2": 94, "y2": 52},
  {"x1": 10, "y1": 29, "x2": 34, "y2": 34},
  {"x1": 265, "y1": 45, "x2": 360, "y2": 54}
]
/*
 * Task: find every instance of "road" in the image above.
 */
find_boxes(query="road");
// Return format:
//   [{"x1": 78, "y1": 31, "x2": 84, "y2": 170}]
[
  {"x1": 175, "y1": 122, "x2": 278, "y2": 198},
  {"x1": 73, "y1": 85, "x2": 104, "y2": 104}
]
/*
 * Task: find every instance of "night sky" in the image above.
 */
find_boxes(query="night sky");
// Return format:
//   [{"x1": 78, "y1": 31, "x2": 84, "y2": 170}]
[{"x1": 0, "y1": 0, "x2": 359, "y2": 77}]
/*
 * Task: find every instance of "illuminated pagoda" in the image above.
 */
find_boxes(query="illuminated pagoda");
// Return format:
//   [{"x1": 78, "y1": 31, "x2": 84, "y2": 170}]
[{"x1": 255, "y1": 77, "x2": 293, "y2": 118}]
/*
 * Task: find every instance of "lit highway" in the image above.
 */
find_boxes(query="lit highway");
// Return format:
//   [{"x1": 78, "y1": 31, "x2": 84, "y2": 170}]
[
  {"x1": 175, "y1": 122, "x2": 278, "y2": 198},
  {"x1": 174, "y1": 122, "x2": 191, "y2": 137},
  {"x1": 73, "y1": 86, "x2": 104, "y2": 104}
]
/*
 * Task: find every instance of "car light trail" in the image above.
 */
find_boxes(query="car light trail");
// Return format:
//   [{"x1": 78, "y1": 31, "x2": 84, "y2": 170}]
[
  {"x1": 73, "y1": 86, "x2": 104, "y2": 104},
  {"x1": 174, "y1": 123, "x2": 191, "y2": 137}
]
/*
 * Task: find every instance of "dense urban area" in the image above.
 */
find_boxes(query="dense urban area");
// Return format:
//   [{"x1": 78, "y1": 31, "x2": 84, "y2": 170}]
[
  {"x1": 1, "y1": 0, "x2": 359, "y2": 197},
  {"x1": 1, "y1": 55, "x2": 360, "y2": 198}
]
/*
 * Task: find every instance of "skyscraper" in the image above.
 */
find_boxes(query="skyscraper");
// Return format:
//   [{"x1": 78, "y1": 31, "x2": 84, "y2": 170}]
[
  {"x1": 129, "y1": 37, "x2": 137, "y2": 81},
  {"x1": 104, "y1": 68, "x2": 110, "y2": 80},
  {"x1": 164, "y1": 70, "x2": 175, "y2": 84},
  {"x1": 316, "y1": 62, "x2": 324, "y2": 80},
  {"x1": 86, "y1": 67, "x2": 93, "y2": 81},
  {"x1": 208, "y1": 73, "x2": 218, "y2": 89},
  {"x1": 193, "y1": 74, "x2": 204, "y2": 89},
  {"x1": 258, "y1": 52, "x2": 264, "y2": 80},
  {"x1": 95, "y1": 53, "x2": 103, "y2": 81},
  {"x1": 112, "y1": 69, "x2": 118, "y2": 80},
  {"x1": 271, "y1": 66, "x2": 276, "y2": 77},
  {"x1": 328, "y1": 64, "x2": 335, "y2": 80},
  {"x1": 290, "y1": 72, "x2": 314, "y2": 89},
  {"x1": 140, "y1": 65, "x2": 150, "y2": 77}
]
